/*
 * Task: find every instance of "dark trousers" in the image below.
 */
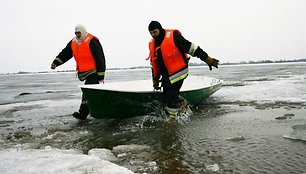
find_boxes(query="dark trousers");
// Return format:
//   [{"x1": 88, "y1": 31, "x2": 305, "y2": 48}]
[
  {"x1": 79, "y1": 73, "x2": 99, "y2": 116},
  {"x1": 162, "y1": 79, "x2": 184, "y2": 109}
]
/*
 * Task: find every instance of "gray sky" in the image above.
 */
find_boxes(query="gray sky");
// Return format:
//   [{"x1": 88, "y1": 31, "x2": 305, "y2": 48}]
[{"x1": 1, "y1": 0, "x2": 305, "y2": 73}]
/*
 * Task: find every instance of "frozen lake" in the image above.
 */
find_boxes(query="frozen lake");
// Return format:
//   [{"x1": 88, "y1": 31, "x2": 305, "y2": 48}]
[{"x1": 0, "y1": 63, "x2": 306, "y2": 173}]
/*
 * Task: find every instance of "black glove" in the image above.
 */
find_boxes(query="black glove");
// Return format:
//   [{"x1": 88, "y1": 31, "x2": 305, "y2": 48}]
[
  {"x1": 205, "y1": 56, "x2": 219, "y2": 71},
  {"x1": 153, "y1": 79, "x2": 161, "y2": 90}
]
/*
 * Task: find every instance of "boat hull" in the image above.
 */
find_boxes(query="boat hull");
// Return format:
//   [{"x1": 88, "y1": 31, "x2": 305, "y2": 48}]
[{"x1": 80, "y1": 76, "x2": 222, "y2": 119}]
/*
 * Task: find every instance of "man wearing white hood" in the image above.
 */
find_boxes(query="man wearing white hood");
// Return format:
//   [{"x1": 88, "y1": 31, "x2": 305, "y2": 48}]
[{"x1": 51, "y1": 24, "x2": 106, "y2": 120}]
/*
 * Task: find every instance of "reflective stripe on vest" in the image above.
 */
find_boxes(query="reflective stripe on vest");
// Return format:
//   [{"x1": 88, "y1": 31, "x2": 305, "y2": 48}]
[
  {"x1": 169, "y1": 68, "x2": 188, "y2": 84},
  {"x1": 71, "y1": 33, "x2": 97, "y2": 72}
]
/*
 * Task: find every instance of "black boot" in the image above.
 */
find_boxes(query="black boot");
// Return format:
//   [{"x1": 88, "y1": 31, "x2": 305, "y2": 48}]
[
  {"x1": 72, "y1": 112, "x2": 87, "y2": 120},
  {"x1": 72, "y1": 104, "x2": 89, "y2": 120}
]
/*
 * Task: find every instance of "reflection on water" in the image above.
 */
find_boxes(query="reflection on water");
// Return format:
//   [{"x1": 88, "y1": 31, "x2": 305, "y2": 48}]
[{"x1": 0, "y1": 63, "x2": 306, "y2": 173}]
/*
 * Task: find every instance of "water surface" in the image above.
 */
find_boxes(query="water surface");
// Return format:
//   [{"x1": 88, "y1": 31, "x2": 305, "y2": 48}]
[{"x1": 0, "y1": 63, "x2": 306, "y2": 173}]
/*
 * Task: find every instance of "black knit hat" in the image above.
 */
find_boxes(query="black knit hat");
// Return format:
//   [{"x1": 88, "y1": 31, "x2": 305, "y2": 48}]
[{"x1": 148, "y1": 21, "x2": 163, "y2": 31}]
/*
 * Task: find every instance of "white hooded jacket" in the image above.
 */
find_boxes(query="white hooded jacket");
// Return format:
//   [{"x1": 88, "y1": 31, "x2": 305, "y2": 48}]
[{"x1": 75, "y1": 24, "x2": 88, "y2": 44}]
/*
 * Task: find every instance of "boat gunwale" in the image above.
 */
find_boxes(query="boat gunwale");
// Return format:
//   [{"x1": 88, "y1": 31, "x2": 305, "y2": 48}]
[
  {"x1": 80, "y1": 80, "x2": 223, "y2": 93},
  {"x1": 79, "y1": 76, "x2": 223, "y2": 93}
]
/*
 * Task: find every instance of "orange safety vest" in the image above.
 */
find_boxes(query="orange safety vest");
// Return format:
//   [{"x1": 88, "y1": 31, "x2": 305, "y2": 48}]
[
  {"x1": 71, "y1": 33, "x2": 97, "y2": 72},
  {"x1": 149, "y1": 29, "x2": 189, "y2": 84}
]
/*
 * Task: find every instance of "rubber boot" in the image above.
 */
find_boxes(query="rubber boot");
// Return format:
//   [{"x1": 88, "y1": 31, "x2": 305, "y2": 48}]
[{"x1": 72, "y1": 104, "x2": 89, "y2": 120}]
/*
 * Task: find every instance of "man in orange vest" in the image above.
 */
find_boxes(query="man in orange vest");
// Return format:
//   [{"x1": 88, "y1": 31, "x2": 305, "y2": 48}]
[
  {"x1": 148, "y1": 21, "x2": 219, "y2": 117},
  {"x1": 51, "y1": 24, "x2": 106, "y2": 120}
]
